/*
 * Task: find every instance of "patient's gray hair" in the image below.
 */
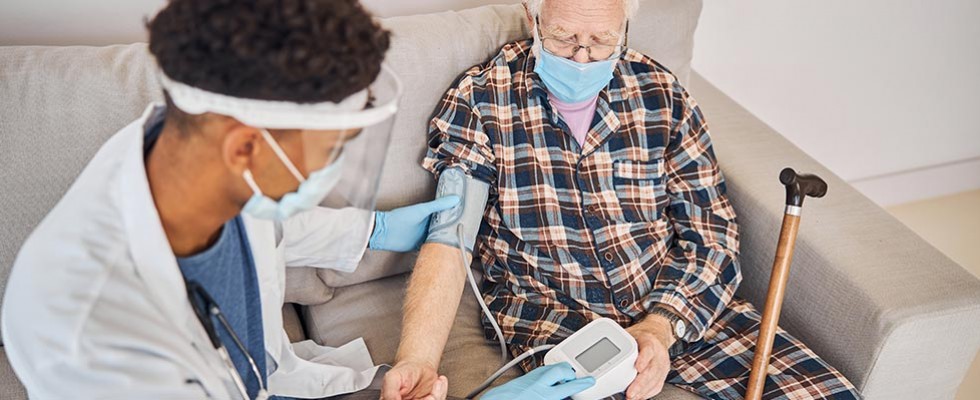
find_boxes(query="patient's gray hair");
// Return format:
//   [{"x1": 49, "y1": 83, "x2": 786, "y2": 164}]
[{"x1": 523, "y1": 0, "x2": 639, "y2": 20}]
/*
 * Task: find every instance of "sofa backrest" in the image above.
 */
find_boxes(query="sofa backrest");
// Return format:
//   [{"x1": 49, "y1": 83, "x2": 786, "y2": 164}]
[{"x1": 0, "y1": 0, "x2": 703, "y2": 339}]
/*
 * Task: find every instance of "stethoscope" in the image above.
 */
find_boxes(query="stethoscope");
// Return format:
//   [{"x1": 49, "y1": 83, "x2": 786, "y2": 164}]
[{"x1": 185, "y1": 280, "x2": 270, "y2": 400}]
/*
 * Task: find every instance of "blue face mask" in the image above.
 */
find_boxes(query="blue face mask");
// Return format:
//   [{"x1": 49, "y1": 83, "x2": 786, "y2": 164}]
[
  {"x1": 533, "y1": 39, "x2": 618, "y2": 103},
  {"x1": 242, "y1": 129, "x2": 344, "y2": 221}
]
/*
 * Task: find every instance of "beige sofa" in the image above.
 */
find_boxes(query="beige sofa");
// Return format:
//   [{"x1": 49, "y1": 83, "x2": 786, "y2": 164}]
[{"x1": 2, "y1": 1, "x2": 979, "y2": 399}]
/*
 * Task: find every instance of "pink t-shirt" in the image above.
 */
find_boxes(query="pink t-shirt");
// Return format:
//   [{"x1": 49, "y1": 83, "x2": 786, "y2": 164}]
[{"x1": 549, "y1": 93, "x2": 599, "y2": 147}]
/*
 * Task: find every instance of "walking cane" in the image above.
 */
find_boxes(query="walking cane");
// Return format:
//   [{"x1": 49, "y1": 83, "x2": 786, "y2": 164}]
[{"x1": 744, "y1": 168, "x2": 827, "y2": 400}]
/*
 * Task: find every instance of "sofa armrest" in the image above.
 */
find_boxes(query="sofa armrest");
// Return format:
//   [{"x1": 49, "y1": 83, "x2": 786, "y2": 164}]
[
  {"x1": 315, "y1": 250, "x2": 417, "y2": 288},
  {"x1": 689, "y1": 72, "x2": 980, "y2": 399}
]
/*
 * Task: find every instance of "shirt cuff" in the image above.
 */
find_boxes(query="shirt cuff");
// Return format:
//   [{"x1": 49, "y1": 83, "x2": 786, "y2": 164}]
[{"x1": 645, "y1": 290, "x2": 703, "y2": 343}]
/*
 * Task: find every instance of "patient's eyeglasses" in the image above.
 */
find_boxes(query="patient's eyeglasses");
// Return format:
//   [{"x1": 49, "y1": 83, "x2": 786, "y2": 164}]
[{"x1": 536, "y1": 17, "x2": 630, "y2": 62}]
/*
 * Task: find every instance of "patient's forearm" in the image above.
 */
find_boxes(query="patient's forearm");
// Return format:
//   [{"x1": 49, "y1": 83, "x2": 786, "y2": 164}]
[{"x1": 395, "y1": 242, "x2": 470, "y2": 368}]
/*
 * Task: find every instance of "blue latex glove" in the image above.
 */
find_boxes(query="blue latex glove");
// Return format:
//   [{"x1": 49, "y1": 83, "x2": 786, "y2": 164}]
[
  {"x1": 482, "y1": 363, "x2": 596, "y2": 400},
  {"x1": 368, "y1": 196, "x2": 461, "y2": 252}
]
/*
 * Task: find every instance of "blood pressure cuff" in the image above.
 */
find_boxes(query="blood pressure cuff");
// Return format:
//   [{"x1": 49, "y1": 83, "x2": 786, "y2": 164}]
[{"x1": 425, "y1": 167, "x2": 489, "y2": 253}]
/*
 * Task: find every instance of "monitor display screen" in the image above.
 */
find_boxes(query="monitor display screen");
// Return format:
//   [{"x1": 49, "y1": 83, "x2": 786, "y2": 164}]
[{"x1": 575, "y1": 337, "x2": 620, "y2": 373}]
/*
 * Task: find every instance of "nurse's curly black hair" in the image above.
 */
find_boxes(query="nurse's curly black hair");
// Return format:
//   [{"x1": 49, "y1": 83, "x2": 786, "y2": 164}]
[{"x1": 147, "y1": 0, "x2": 390, "y2": 105}]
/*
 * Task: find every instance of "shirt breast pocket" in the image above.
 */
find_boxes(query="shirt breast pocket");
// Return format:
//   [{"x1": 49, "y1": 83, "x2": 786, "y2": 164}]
[{"x1": 612, "y1": 159, "x2": 667, "y2": 222}]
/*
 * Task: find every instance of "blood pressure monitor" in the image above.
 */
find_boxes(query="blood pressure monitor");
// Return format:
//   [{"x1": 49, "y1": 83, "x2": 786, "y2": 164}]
[{"x1": 543, "y1": 318, "x2": 638, "y2": 400}]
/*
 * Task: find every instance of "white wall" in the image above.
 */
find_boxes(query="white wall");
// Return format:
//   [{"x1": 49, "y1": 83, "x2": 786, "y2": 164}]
[
  {"x1": 0, "y1": 0, "x2": 166, "y2": 46},
  {"x1": 694, "y1": 0, "x2": 980, "y2": 205},
  {"x1": 362, "y1": 0, "x2": 519, "y2": 18},
  {"x1": 2, "y1": 0, "x2": 978, "y2": 205},
  {"x1": 0, "y1": 0, "x2": 517, "y2": 45}
]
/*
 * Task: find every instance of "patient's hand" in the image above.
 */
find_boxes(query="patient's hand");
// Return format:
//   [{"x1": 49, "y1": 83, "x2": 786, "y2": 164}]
[
  {"x1": 381, "y1": 359, "x2": 446, "y2": 400},
  {"x1": 624, "y1": 318, "x2": 674, "y2": 400}
]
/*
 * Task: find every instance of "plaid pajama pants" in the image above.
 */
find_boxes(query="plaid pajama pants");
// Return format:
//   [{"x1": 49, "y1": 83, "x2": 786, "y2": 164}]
[
  {"x1": 508, "y1": 298, "x2": 860, "y2": 399},
  {"x1": 664, "y1": 299, "x2": 859, "y2": 399}
]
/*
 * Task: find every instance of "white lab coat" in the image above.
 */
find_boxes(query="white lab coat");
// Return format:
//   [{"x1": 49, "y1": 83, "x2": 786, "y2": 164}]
[{"x1": 1, "y1": 105, "x2": 383, "y2": 399}]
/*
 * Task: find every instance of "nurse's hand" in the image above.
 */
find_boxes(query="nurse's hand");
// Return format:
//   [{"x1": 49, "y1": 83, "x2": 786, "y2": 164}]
[
  {"x1": 381, "y1": 359, "x2": 445, "y2": 400},
  {"x1": 369, "y1": 196, "x2": 461, "y2": 252},
  {"x1": 481, "y1": 362, "x2": 595, "y2": 400},
  {"x1": 625, "y1": 318, "x2": 673, "y2": 400}
]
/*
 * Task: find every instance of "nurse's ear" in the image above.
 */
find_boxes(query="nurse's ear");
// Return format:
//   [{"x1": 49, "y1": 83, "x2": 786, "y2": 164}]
[{"x1": 221, "y1": 122, "x2": 263, "y2": 176}]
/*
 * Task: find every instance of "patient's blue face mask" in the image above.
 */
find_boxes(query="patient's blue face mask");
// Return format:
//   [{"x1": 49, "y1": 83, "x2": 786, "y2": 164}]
[
  {"x1": 242, "y1": 129, "x2": 344, "y2": 221},
  {"x1": 532, "y1": 20, "x2": 623, "y2": 103}
]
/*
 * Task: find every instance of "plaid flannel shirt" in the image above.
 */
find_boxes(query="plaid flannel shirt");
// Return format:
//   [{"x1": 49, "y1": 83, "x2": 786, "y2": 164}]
[{"x1": 422, "y1": 39, "x2": 741, "y2": 355}]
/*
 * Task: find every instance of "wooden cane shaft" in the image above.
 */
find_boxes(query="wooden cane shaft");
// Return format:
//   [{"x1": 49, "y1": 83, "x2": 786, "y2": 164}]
[{"x1": 745, "y1": 213, "x2": 801, "y2": 400}]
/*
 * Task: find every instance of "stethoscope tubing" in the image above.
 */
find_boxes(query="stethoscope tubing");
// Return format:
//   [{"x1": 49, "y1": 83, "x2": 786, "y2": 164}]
[{"x1": 186, "y1": 280, "x2": 269, "y2": 400}]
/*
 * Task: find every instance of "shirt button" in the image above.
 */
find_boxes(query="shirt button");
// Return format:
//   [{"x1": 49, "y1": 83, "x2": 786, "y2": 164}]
[
  {"x1": 604, "y1": 252, "x2": 614, "y2": 262},
  {"x1": 619, "y1": 299, "x2": 629, "y2": 308}
]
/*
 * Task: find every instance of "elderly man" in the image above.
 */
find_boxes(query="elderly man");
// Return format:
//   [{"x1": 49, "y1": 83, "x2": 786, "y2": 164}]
[{"x1": 381, "y1": 1, "x2": 861, "y2": 399}]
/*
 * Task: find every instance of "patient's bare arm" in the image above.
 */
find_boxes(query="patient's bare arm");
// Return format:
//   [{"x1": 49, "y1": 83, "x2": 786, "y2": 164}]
[
  {"x1": 399, "y1": 243, "x2": 470, "y2": 367},
  {"x1": 381, "y1": 243, "x2": 470, "y2": 400}
]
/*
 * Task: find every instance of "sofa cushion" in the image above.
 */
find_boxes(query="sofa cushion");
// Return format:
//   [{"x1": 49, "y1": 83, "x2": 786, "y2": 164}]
[{"x1": 315, "y1": 0, "x2": 704, "y2": 289}]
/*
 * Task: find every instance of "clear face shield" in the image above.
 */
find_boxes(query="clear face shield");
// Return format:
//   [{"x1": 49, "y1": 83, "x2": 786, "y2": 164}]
[
  {"x1": 158, "y1": 64, "x2": 402, "y2": 232},
  {"x1": 274, "y1": 67, "x2": 401, "y2": 216},
  {"x1": 314, "y1": 120, "x2": 397, "y2": 210}
]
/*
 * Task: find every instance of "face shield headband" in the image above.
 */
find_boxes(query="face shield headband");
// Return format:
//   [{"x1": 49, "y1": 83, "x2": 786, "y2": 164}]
[{"x1": 156, "y1": 64, "x2": 401, "y2": 130}]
